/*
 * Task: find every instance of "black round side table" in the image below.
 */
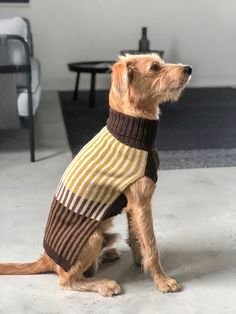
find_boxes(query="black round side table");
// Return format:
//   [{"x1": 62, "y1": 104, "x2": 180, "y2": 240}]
[{"x1": 68, "y1": 61, "x2": 115, "y2": 107}]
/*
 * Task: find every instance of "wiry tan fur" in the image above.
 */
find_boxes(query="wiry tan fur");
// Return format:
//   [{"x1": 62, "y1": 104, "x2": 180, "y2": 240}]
[{"x1": 0, "y1": 54, "x2": 191, "y2": 297}]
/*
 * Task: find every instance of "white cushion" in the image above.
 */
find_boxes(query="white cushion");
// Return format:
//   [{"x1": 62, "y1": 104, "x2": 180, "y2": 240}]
[
  {"x1": 0, "y1": 17, "x2": 27, "y2": 38},
  {"x1": 17, "y1": 58, "x2": 41, "y2": 116},
  {"x1": 17, "y1": 85, "x2": 41, "y2": 117}
]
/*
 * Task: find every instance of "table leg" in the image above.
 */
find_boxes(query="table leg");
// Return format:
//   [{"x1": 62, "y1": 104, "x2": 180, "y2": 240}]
[
  {"x1": 73, "y1": 72, "x2": 80, "y2": 100},
  {"x1": 89, "y1": 73, "x2": 96, "y2": 107}
]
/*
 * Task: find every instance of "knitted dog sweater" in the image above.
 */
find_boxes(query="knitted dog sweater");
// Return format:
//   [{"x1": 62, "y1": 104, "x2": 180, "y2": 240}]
[{"x1": 43, "y1": 109, "x2": 159, "y2": 271}]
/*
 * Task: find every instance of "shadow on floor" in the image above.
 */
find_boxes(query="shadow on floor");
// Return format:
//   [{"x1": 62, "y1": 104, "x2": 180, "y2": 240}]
[{"x1": 95, "y1": 247, "x2": 235, "y2": 286}]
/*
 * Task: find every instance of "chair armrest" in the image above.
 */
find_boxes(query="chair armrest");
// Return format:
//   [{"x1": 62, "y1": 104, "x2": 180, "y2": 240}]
[{"x1": 0, "y1": 35, "x2": 31, "y2": 70}]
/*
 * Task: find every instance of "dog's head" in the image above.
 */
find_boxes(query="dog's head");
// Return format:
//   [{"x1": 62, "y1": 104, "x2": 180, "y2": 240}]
[{"x1": 109, "y1": 54, "x2": 192, "y2": 117}]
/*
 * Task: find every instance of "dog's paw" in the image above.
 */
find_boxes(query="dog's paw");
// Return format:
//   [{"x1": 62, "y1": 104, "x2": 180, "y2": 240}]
[
  {"x1": 100, "y1": 248, "x2": 121, "y2": 263},
  {"x1": 98, "y1": 280, "x2": 121, "y2": 297},
  {"x1": 156, "y1": 277, "x2": 181, "y2": 293}
]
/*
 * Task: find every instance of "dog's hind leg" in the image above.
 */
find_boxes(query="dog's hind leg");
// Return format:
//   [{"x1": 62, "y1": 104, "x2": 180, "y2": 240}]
[
  {"x1": 100, "y1": 232, "x2": 121, "y2": 263},
  {"x1": 58, "y1": 228, "x2": 121, "y2": 297},
  {"x1": 100, "y1": 247, "x2": 121, "y2": 263},
  {"x1": 124, "y1": 176, "x2": 181, "y2": 293},
  {"x1": 84, "y1": 232, "x2": 120, "y2": 277}
]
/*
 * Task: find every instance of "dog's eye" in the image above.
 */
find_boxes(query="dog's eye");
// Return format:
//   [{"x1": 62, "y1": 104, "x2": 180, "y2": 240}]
[{"x1": 150, "y1": 63, "x2": 159, "y2": 71}]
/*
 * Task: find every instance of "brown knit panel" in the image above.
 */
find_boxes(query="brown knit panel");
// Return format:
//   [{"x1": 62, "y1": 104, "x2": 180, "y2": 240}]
[
  {"x1": 107, "y1": 109, "x2": 159, "y2": 151},
  {"x1": 43, "y1": 195, "x2": 127, "y2": 272},
  {"x1": 145, "y1": 149, "x2": 160, "y2": 183},
  {"x1": 44, "y1": 197, "x2": 64, "y2": 242},
  {"x1": 43, "y1": 239, "x2": 71, "y2": 271},
  {"x1": 43, "y1": 197, "x2": 57, "y2": 240},
  {"x1": 43, "y1": 199, "x2": 101, "y2": 271}
]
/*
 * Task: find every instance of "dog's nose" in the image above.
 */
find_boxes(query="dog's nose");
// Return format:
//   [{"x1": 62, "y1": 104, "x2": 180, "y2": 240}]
[{"x1": 183, "y1": 66, "x2": 192, "y2": 75}]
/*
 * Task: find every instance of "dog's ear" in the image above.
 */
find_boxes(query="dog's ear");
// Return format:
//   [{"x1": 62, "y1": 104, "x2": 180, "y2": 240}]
[{"x1": 112, "y1": 61, "x2": 134, "y2": 95}]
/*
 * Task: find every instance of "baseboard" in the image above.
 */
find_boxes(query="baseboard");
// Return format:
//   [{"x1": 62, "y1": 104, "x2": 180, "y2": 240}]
[{"x1": 42, "y1": 77, "x2": 236, "y2": 91}]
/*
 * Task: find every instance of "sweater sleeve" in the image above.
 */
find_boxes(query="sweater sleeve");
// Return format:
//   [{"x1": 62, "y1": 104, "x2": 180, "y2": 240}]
[{"x1": 145, "y1": 149, "x2": 160, "y2": 183}]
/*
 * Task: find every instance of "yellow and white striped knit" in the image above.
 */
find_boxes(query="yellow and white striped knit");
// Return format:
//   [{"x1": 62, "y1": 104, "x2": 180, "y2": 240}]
[{"x1": 56, "y1": 126, "x2": 147, "y2": 221}]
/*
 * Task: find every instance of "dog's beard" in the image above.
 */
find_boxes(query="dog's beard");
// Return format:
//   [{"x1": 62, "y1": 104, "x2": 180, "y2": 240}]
[
  {"x1": 156, "y1": 86, "x2": 184, "y2": 103},
  {"x1": 162, "y1": 75, "x2": 191, "y2": 102}
]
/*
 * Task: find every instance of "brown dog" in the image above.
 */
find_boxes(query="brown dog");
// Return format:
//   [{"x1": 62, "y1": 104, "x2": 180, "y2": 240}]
[{"x1": 0, "y1": 54, "x2": 192, "y2": 297}]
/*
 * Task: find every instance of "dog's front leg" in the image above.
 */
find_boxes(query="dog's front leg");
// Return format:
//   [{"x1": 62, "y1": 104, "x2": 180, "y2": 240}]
[
  {"x1": 126, "y1": 212, "x2": 142, "y2": 266},
  {"x1": 124, "y1": 177, "x2": 181, "y2": 293}
]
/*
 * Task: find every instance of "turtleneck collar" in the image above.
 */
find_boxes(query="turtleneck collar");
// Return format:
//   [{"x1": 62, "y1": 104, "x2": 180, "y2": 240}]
[{"x1": 106, "y1": 109, "x2": 159, "y2": 151}]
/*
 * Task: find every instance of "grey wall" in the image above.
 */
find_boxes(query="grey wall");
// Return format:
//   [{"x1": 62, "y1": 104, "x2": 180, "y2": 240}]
[{"x1": 1, "y1": 0, "x2": 236, "y2": 90}]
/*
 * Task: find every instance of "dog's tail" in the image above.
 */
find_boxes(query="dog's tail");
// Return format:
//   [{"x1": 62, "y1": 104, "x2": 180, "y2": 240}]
[{"x1": 0, "y1": 254, "x2": 54, "y2": 275}]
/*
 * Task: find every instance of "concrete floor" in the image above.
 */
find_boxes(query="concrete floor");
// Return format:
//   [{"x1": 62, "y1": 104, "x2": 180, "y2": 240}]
[{"x1": 0, "y1": 92, "x2": 236, "y2": 314}]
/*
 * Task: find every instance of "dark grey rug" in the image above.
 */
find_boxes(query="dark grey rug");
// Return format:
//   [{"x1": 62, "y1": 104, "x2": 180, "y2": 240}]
[{"x1": 59, "y1": 88, "x2": 236, "y2": 169}]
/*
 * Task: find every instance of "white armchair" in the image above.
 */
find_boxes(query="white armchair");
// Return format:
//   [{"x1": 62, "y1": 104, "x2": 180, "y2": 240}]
[{"x1": 0, "y1": 17, "x2": 41, "y2": 162}]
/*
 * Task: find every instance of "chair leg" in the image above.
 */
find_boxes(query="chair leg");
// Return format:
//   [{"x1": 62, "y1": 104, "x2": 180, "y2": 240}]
[
  {"x1": 27, "y1": 72, "x2": 35, "y2": 162},
  {"x1": 29, "y1": 112, "x2": 35, "y2": 162}
]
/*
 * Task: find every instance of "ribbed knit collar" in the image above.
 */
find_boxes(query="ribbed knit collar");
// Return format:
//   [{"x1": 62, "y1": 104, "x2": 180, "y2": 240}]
[{"x1": 106, "y1": 109, "x2": 159, "y2": 151}]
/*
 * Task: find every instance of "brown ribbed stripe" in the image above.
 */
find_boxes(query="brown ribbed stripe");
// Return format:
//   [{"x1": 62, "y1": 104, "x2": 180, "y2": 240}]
[
  {"x1": 44, "y1": 202, "x2": 69, "y2": 246},
  {"x1": 43, "y1": 197, "x2": 57, "y2": 239},
  {"x1": 44, "y1": 210, "x2": 99, "y2": 271},
  {"x1": 44, "y1": 185, "x2": 67, "y2": 239},
  {"x1": 46, "y1": 187, "x2": 73, "y2": 245},
  {"x1": 47, "y1": 202, "x2": 71, "y2": 247},
  {"x1": 107, "y1": 109, "x2": 159, "y2": 151},
  {"x1": 70, "y1": 221, "x2": 100, "y2": 265},
  {"x1": 44, "y1": 198, "x2": 64, "y2": 242},
  {"x1": 55, "y1": 212, "x2": 87, "y2": 255},
  {"x1": 57, "y1": 215, "x2": 86, "y2": 257},
  {"x1": 49, "y1": 207, "x2": 75, "y2": 249},
  {"x1": 67, "y1": 196, "x2": 112, "y2": 263},
  {"x1": 67, "y1": 196, "x2": 125, "y2": 263},
  {"x1": 55, "y1": 200, "x2": 102, "y2": 256},
  {"x1": 66, "y1": 219, "x2": 98, "y2": 262},
  {"x1": 61, "y1": 201, "x2": 106, "y2": 260},
  {"x1": 44, "y1": 202, "x2": 86, "y2": 270},
  {"x1": 58, "y1": 216, "x2": 87, "y2": 258},
  {"x1": 49, "y1": 190, "x2": 79, "y2": 249}
]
